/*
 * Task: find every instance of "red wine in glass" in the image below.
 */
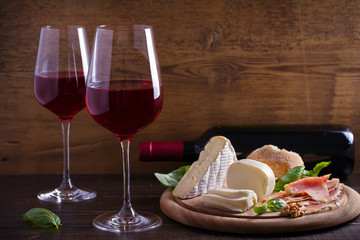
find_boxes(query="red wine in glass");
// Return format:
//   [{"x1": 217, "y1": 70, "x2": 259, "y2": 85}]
[
  {"x1": 86, "y1": 80, "x2": 163, "y2": 139},
  {"x1": 34, "y1": 25, "x2": 96, "y2": 203},
  {"x1": 86, "y1": 25, "x2": 163, "y2": 233},
  {"x1": 34, "y1": 71, "x2": 85, "y2": 120}
]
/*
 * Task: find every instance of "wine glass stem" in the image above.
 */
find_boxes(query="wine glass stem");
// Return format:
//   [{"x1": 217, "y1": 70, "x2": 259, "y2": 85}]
[
  {"x1": 119, "y1": 139, "x2": 136, "y2": 220},
  {"x1": 59, "y1": 119, "x2": 74, "y2": 190}
]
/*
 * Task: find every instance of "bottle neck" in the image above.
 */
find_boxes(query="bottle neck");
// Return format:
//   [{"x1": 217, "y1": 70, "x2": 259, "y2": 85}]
[
  {"x1": 183, "y1": 141, "x2": 200, "y2": 161},
  {"x1": 139, "y1": 141, "x2": 200, "y2": 162},
  {"x1": 139, "y1": 141, "x2": 184, "y2": 162}
]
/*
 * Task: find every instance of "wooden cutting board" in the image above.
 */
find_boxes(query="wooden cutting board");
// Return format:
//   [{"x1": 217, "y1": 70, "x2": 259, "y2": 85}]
[{"x1": 160, "y1": 186, "x2": 360, "y2": 234}]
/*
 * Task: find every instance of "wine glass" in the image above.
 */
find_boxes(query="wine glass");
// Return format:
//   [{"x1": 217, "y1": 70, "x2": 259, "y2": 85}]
[
  {"x1": 34, "y1": 26, "x2": 96, "y2": 202},
  {"x1": 86, "y1": 25, "x2": 163, "y2": 232}
]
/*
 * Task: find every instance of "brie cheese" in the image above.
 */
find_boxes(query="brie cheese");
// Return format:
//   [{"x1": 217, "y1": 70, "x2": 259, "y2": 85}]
[
  {"x1": 172, "y1": 136, "x2": 237, "y2": 199},
  {"x1": 227, "y1": 159, "x2": 275, "y2": 201}
]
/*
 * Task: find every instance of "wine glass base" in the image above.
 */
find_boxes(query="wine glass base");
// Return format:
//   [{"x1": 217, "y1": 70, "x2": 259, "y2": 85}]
[
  {"x1": 92, "y1": 211, "x2": 162, "y2": 233},
  {"x1": 37, "y1": 187, "x2": 96, "y2": 203}
]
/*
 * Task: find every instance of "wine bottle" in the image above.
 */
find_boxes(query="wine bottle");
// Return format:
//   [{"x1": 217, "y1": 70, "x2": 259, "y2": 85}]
[{"x1": 140, "y1": 125, "x2": 354, "y2": 177}]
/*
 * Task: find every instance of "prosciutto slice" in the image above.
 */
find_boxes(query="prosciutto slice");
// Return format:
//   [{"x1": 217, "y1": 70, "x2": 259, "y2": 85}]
[
  {"x1": 284, "y1": 174, "x2": 331, "y2": 202},
  {"x1": 259, "y1": 175, "x2": 344, "y2": 214}
]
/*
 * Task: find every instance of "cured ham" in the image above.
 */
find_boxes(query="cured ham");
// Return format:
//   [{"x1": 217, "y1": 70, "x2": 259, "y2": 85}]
[
  {"x1": 259, "y1": 175, "x2": 344, "y2": 214},
  {"x1": 284, "y1": 174, "x2": 332, "y2": 202}
]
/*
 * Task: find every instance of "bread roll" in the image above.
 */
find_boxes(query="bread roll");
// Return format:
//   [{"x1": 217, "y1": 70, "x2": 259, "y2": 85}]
[{"x1": 247, "y1": 145, "x2": 304, "y2": 179}]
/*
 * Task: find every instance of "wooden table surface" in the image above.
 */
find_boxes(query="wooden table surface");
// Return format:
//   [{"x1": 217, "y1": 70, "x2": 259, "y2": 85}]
[{"x1": 1, "y1": 173, "x2": 359, "y2": 239}]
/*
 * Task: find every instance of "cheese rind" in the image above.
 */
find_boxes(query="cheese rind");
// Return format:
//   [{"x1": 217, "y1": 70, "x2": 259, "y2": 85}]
[
  {"x1": 172, "y1": 136, "x2": 237, "y2": 199},
  {"x1": 226, "y1": 159, "x2": 276, "y2": 201},
  {"x1": 202, "y1": 189, "x2": 257, "y2": 212}
]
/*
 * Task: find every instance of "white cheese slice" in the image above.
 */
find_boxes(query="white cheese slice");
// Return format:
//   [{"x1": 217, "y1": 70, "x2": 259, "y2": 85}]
[
  {"x1": 227, "y1": 159, "x2": 275, "y2": 201},
  {"x1": 172, "y1": 136, "x2": 237, "y2": 199},
  {"x1": 202, "y1": 189, "x2": 257, "y2": 212}
]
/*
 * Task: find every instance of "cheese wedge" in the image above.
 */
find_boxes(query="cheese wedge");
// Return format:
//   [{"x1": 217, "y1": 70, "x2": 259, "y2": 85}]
[
  {"x1": 172, "y1": 136, "x2": 237, "y2": 199},
  {"x1": 227, "y1": 159, "x2": 275, "y2": 201},
  {"x1": 202, "y1": 189, "x2": 257, "y2": 212}
]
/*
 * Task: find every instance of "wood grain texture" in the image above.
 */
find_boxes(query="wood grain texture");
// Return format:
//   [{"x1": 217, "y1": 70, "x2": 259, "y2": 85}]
[
  {"x1": 0, "y1": 174, "x2": 359, "y2": 239},
  {"x1": 1, "y1": 0, "x2": 360, "y2": 174}
]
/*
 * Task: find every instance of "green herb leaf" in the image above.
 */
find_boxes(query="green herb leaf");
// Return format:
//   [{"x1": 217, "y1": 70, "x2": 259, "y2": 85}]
[
  {"x1": 154, "y1": 165, "x2": 190, "y2": 189},
  {"x1": 267, "y1": 198, "x2": 287, "y2": 212},
  {"x1": 254, "y1": 204, "x2": 268, "y2": 214},
  {"x1": 303, "y1": 161, "x2": 331, "y2": 177},
  {"x1": 23, "y1": 208, "x2": 61, "y2": 229},
  {"x1": 254, "y1": 199, "x2": 287, "y2": 214},
  {"x1": 274, "y1": 165, "x2": 305, "y2": 192}
]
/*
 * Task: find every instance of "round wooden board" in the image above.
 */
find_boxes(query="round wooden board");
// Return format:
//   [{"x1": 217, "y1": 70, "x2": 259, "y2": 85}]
[{"x1": 160, "y1": 186, "x2": 360, "y2": 234}]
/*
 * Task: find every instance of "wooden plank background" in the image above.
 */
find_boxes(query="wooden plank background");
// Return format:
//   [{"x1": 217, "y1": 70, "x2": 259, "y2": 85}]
[{"x1": 1, "y1": 0, "x2": 360, "y2": 175}]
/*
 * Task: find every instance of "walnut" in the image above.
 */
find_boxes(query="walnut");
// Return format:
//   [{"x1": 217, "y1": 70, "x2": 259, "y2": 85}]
[{"x1": 281, "y1": 203, "x2": 305, "y2": 218}]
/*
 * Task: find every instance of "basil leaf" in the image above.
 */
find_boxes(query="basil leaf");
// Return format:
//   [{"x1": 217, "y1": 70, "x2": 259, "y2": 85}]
[
  {"x1": 254, "y1": 199, "x2": 287, "y2": 214},
  {"x1": 254, "y1": 204, "x2": 268, "y2": 214},
  {"x1": 303, "y1": 161, "x2": 331, "y2": 177},
  {"x1": 274, "y1": 165, "x2": 305, "y2": 192},
  {"x1": 23, "y1": 208, "x2": 61, "y2": 229},
  {"x1": 154, "y1": 165, "x2": 190, "y2": 189},
  {"x1": 267, "y1": 198, "x2": 287, "y2": 212}
]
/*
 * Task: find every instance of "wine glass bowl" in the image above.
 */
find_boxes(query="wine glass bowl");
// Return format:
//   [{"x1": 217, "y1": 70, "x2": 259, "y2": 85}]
[
  {"x1": 34, "y1": 26, "x2": 96, "y2": 202},
  {"x1": 86, "y1": 79, "x2": 163, "y2": 139},
  {"x1": 34, "y1": 70, "x2": 86, "y2": 120},
  {"x1": 86, "y1": 25, "x2": 163, "y2": 232}
]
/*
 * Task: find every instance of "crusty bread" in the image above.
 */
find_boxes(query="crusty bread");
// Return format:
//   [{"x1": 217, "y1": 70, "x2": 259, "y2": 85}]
[{"x1": 247, "y1": 145, "x2": 304, "y2": 179}]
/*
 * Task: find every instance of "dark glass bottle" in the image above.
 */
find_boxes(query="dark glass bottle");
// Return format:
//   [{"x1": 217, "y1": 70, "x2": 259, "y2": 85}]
[{"x1": 139, "y1": 125, "x2": 354, "y2": 177}]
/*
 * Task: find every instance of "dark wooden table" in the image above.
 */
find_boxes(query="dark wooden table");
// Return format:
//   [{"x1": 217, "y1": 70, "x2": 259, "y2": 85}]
[{"x1": 1, "y1": 173, "x2": 359, "y2": 239}]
